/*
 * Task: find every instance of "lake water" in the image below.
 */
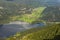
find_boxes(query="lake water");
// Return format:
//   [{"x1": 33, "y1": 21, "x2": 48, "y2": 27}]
[{"x1": 0, "y1": 21, "x2": 45, "y2": 38}]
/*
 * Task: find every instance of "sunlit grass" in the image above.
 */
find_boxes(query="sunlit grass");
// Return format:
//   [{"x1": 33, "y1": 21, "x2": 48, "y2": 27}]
[{"x1": 15, "y1": 7, "x2": 46, "y2": 23}]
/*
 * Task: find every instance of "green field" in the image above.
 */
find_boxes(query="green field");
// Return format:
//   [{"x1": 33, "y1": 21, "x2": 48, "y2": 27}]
[{"x1": 14, "y1": 7, "x2": 46, "y2": 23}]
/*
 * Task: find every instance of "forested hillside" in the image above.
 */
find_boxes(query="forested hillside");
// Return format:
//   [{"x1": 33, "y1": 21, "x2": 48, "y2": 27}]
[
  {"x1": 0, "y1": 6, "x2": 60, "y2": 24},
  {"x1": 6, "y1": 24, "x2": 60, "y2": 40},
  {"x1": 0, "y1": 6, "x2": 46, "y2": 24},
  {"x1": 0, "y1": 0, "x2": 60, "y2": 24},
  {"x1": 0, "y1": 0, "x2": 59, "y2": 6},
  {"x1": 41, "y1": 7, "x2": 60, "y2": 22}
]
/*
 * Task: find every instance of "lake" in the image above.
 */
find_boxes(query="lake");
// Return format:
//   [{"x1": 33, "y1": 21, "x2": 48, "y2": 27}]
[{"x1": 0, "y1": 21, "x2": 45, "y2": 38}]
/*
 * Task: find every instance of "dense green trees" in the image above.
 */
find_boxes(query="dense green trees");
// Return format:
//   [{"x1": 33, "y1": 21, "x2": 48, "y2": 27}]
[{"x1": 41, "y1": 7, "x2": 60, "y2": 22}]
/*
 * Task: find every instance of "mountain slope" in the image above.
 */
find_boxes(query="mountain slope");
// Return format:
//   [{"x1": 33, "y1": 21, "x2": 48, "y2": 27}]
[
  {"x1": 0, "y1": 0, "x2": 60, "y2": 24},
  {"x1": 21, "y1": 24, "x2": 60, "y2": 40},
  {"x1": 41, "y1": 7, "x2": 60, "y2": 22},
  {"x1": 6, "y1": 24, "x2": 60, "y2": 40},
  {"x1": 0, "y1": 0, "x2": 60, "y2": 7}
]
